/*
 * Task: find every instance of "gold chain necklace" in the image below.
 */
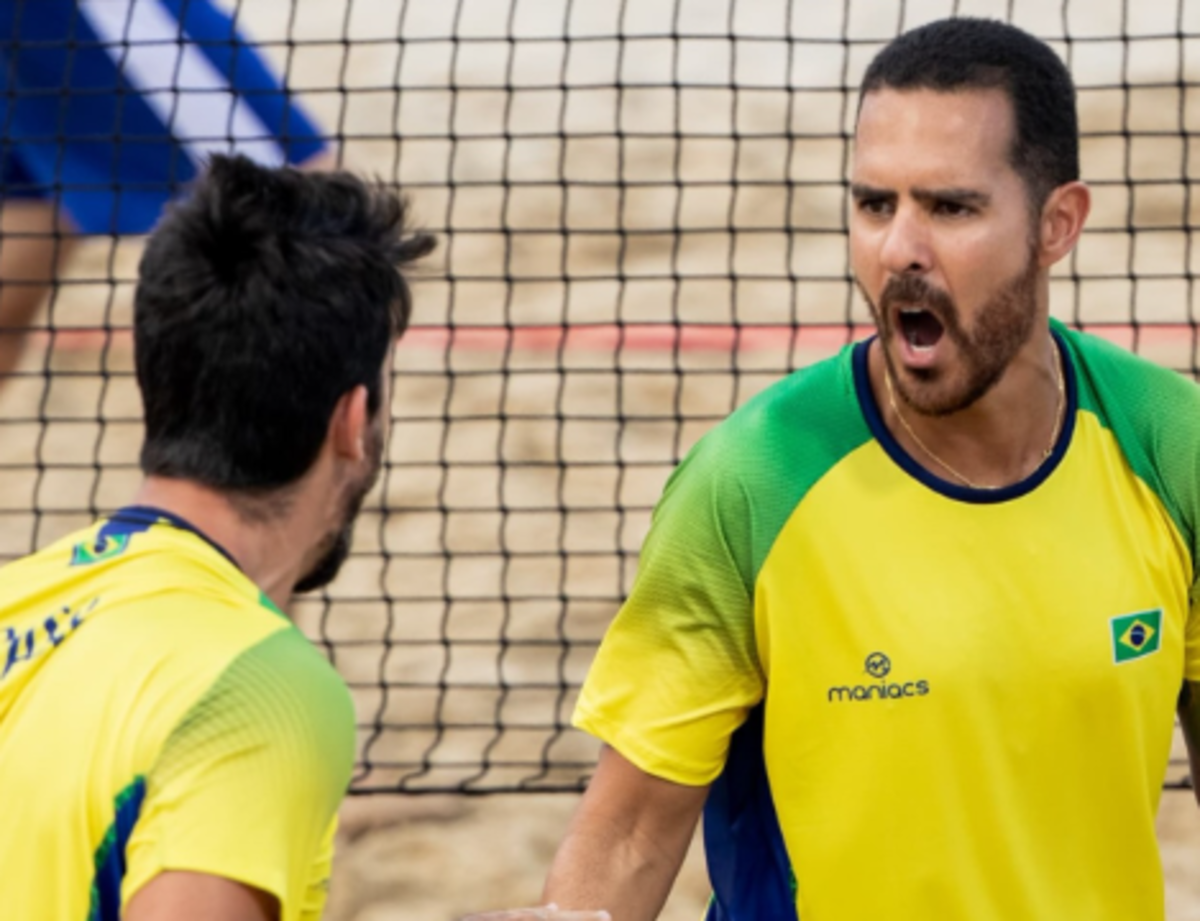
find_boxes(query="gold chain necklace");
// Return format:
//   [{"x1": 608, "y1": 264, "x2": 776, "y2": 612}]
[{"x1": 883, "y1": 350, "x2": 1066, "y2": 491}]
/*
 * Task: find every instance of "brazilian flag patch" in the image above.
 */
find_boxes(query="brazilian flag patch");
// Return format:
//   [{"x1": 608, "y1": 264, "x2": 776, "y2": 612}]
[
  {"x1": 70, "y1": 534, "x2": 130, "y2": 567},
  {"x1": 1110, "y1": 609, "x2": 1162, "y2": 664}
]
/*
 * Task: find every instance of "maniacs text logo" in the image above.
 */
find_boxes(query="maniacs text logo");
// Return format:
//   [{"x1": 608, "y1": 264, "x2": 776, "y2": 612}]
[
  {"x1": 1110, "y1": 609, "x2": 1162, "y2": 664},
  {"x1": 827, "y1": 651, "x2": 930, "y2": 703}
]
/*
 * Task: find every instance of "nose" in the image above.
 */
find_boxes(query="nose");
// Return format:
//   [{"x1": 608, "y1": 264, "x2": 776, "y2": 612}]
[{"x1": 879, "y1": 204, "x2": 933, "y2": 277}]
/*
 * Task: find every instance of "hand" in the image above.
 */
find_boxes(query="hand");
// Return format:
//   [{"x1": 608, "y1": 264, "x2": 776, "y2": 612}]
[{"x1": 458, "y1": 905, "x2": 611, "y2": 920}]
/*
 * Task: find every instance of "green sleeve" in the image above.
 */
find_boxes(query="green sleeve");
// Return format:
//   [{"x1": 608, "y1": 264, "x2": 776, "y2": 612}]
[
  {"x1": 1061, "y1": 323, "x2": 1200, "y2": 676},
  {"x1": 575, "y1": 348, "x2": 872, "y2": 783},
  {"x1": 122, "y1": 626, "x2": 356, "y2": 921}
]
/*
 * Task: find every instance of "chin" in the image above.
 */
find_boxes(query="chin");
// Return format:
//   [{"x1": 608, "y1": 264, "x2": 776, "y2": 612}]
[{"x1": 901, "y1": 370, "x2": 996, "y2": 417}]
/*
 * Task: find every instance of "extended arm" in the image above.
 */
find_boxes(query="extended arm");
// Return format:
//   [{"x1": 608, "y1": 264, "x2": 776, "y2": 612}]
[
  {"x1": 125, "y1": 871, "x2": 277, "y2": 921},
  {"x1": 543, "y1": 745, "x2": 710, "y2": 921},
  {"x1": 1180, "y1": 681, "x2": 1200, "y2": 806}
]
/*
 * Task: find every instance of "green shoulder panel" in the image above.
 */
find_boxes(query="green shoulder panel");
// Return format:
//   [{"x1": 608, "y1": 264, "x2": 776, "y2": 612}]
[
  {"x1": 1057, "y1": 320, "x2": 1200, "y2": 583},
  {"x1": 615, "y1": 343, "x2": 871, "y2": 680},
  {"x1": 152, "y1": 624, "x2": 356, "y2": 809},
  {"x1": 644, "y1": 344, "x2": 872, "y2": 602}
]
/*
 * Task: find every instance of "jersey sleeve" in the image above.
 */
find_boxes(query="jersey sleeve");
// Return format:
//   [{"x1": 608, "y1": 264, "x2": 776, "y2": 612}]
[
  {"x1": 1061, "y1": 326, "x2": 1200, "y2": 681},
  {"x1": 121, "y1": 626, "x2": 356, "y2": 920},
  {"x1": 574, "y1": 430, "x2": 766, "y2": 786},
  {"x1": 299, "y1": 818, "x2": 338, "y2": 921},
  {"x1": 1133, "y1": 370, "x2": 1200, "y2": 681}
]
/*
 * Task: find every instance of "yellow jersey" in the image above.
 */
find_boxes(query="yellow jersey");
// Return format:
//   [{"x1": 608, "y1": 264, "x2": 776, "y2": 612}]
[
  {"x1": 0, "y1": 506, "x2": 355, "y2": 920},
  {"x1": 576, "y1": 322, "x2": 1200, "y2": 920}
]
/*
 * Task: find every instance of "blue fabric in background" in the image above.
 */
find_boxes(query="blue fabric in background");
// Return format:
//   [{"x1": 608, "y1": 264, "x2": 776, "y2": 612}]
[{"x1": 0, "y1": 0, "x2": 326, "y2": 233}]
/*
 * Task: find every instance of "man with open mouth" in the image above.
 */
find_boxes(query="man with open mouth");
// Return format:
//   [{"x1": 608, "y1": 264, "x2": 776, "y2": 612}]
[{"x1": 539, "y1": 15, "x2": 1200, "y2": 921}]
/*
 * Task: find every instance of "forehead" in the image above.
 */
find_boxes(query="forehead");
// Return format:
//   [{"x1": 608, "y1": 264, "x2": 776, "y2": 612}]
[{"x1": 852, "y1": 87, "x2": 1019, "y2": 188}]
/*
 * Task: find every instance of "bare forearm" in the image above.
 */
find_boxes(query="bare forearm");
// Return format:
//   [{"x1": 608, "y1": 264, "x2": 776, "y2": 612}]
[
  {"x1": 543, "y1": 747, "x2": 707, "y2": 921},
  {"x1": 125, "y1": 871, "x2": 277, "y2": 921},
  {"x1": 543, "y1": 809, "x2": 692, "y2": 921}
]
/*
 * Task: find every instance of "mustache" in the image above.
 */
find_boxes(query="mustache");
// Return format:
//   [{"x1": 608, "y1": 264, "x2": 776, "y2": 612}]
[{"x1": 878, "y1": 274, "x2": 957, "y2": 321}]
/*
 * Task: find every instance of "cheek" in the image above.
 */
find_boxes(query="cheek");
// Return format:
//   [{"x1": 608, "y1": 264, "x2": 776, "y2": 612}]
[
  {"x1": 848, "y1": 229, "x2": 882, "y2": 288},
  {"x1": 939, "y1": 225, "x2": 1030, "y2": 306}
]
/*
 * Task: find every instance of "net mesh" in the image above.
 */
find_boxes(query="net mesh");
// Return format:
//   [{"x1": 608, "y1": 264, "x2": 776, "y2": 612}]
[{"x1": 0, "y1": 0, "x2": 1194, "y2": 792}]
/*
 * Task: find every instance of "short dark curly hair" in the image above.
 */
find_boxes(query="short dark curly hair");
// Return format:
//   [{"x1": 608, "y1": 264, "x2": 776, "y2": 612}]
[
  {"x1": 134, "y1": 154, "x2": 436, "y2": 492},
  {"x1": 860, "y1": 18, "x2": 1079, "y2": 209}
]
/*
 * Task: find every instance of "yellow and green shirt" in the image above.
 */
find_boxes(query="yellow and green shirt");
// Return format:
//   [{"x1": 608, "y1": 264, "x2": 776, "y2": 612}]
[
  {"x1": 0, "y1": 506, "x2": 355, "y2": 921},
  {"x1": 576, "y1": 322, "x2": 1200, "y2": 920}
]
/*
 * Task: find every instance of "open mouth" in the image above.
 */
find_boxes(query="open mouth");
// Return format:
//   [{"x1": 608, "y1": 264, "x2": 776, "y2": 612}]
[{"x1": 897, "y1": 308, "x2": 945, "y2": 353}]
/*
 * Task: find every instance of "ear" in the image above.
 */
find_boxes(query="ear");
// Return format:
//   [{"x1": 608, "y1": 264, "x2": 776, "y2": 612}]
[
  {"x1": 328, "y1": 384, "x2": 370, "y2": 463},
  {"x1": 1037, "y1": 181, "x2": 1091, "y2": 268}
]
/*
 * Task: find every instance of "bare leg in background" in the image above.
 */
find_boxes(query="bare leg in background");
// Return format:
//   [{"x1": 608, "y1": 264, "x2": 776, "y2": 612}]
[{"x1": 0, "y1": 200, "x2": 78, "y2": 383}]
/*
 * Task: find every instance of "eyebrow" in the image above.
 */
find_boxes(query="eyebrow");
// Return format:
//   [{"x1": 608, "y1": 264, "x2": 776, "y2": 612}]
[
  {"x1": 850, "y1": 183, "x2": 991, "y2": 208},
  {"x1": 850, "y1": 183, "x2": 891, "y2": 201}
]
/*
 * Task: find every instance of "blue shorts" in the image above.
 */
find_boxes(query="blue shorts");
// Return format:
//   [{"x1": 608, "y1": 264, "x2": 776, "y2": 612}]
[{"x1": 0, "y1": 0, "x2": 327, "y2": 234}]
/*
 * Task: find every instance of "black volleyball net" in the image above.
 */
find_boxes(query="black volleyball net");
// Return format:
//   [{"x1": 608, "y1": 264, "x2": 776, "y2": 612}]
[{"x1": 0, "y1": 0, "x2": 1194, "y2": 791}]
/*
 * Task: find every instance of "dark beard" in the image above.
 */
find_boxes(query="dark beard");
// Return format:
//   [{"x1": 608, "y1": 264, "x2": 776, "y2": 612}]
[
  {"x1": 864, "y1": 249, "x2": 1041, "y2": 417},
  {"x1": 293, "y1": 418, "x2": 384, "y2": 594},
  {"x1": 292, "y1": 516, "x2": 356, "y2": 594}
]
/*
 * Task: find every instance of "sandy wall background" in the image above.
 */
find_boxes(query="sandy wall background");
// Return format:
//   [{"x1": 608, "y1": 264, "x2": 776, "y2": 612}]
[{"x1": 0, "y1": 0, "x2": 1198, "y2": 917}]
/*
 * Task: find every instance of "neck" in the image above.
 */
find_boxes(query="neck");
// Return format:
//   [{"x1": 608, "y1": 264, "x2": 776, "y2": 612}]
[
  {"x1": 870, "y1": 329, "x2": 1065, "y2": 490},
  {"x1": 130, "y1": 476, "x2": 314, "y2": 611}
]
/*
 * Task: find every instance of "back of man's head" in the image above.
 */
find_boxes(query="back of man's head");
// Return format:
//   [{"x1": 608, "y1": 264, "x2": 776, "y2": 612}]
[
  {"x1": 860, "y1": 17, "x2": 1079, "y2": 209},
  {"x1": 134, "y1": 155, "x2": 435, "y2": 494}
]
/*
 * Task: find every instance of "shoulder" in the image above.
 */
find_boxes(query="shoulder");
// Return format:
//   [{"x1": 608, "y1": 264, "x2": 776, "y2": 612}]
[
  {"x1": 652, "y1": 343, "x2": 872, "y2": 591},
  {"x1": 1060, "y1": 322, "x2": 1200, "y2": 561},
  {"x1": 680, "y1": 343, "x2": 870, "y2": 487},
  {"x1": 123, "y1": 625, "x2": 353, "y2": 917},
  {"x1": 1061, "y1": 322, "x2": 1200, "y2": 413},
  {"x1": 0, "y1": 520, "x2": 104, "y2": 596},
  {"x1": 161, "y1": 625, "x2": 355, "y2": 785},
  {"x1": 98, "y1": 592, "x2": 355, "y2": 795}
]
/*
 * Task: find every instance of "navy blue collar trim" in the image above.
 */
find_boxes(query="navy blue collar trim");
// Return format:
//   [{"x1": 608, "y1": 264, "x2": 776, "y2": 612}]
[
  {"x1": 108, "y1": 505, "x2": 243, "y2": 571},
  {"x1": 852, "y1": 329, "x2": 1078, "y2": 505}
]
